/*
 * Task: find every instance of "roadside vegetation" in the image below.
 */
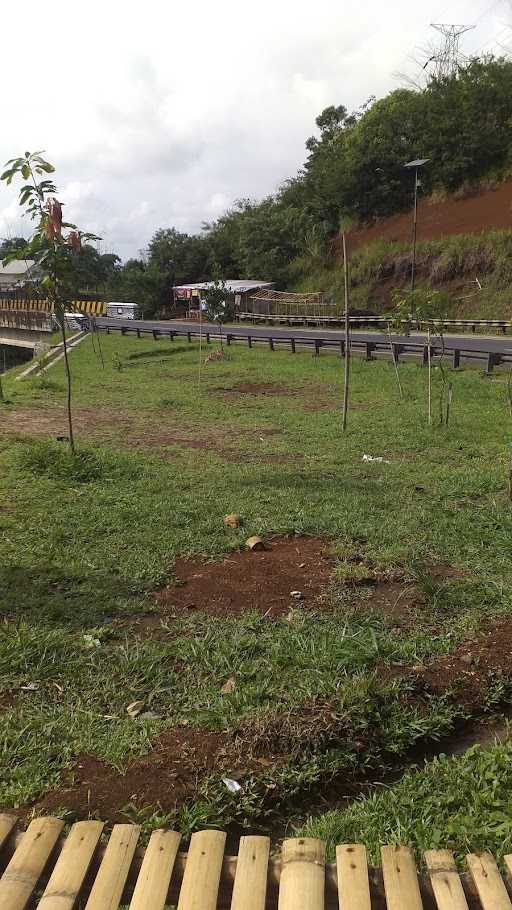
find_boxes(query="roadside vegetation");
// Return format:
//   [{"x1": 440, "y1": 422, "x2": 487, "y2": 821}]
[
  {"x1": 1, "y1": 334, "x2": 512, "y2": 853},
  {"x1": 3, "y1": 57, "x2": 508, "y2": 310}
]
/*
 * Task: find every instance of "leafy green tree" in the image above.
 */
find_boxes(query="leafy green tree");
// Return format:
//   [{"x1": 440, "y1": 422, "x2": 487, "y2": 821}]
[
  {"x1": 1, "y1": 151, "x2": 99, "y2": 453},
  {"x1": 0, "y1": 237, "x2": 27, "y2": 259}
]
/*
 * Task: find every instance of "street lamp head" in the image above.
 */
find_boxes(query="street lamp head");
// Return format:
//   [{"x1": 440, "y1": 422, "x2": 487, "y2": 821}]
[{"x1": 404, "y1": 158, "x2": 430, "y2": 168}]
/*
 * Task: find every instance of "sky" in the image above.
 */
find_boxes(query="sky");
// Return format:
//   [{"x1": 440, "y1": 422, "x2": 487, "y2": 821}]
[{"x1": 0, "y1": 0, "x2": 510, "y2": 260}]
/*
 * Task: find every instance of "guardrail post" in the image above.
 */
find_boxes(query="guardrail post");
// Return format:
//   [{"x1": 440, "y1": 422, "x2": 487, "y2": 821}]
[
  {"x1": 422, "y1": 345, "x2": 428, "y2": 366},
  {"x1": 206, "y1": 332, "x2": 211, "y2": 344},
  {"x1": 136, "y1": 328, "x2": 141, "y2": 339},
  {"x1": 486, "y1": 352, "x2": 497, "y2": 373},
  {"x1": 340, "y1": 340, "x2": 345, "y2": 358},
  {"x1": 502, "y1": 325, "x2": 507, "y2": 335},
  {"x1": 121, "y1": 326, "x2": 127, "y2": 336},
  {"x1": 471, "y1": 324, "x2": 476, "y2": 333},
  {"x1": 291, "y1": 338, "x2": 296, "y2": 353},
  {"x1": 248, "y1": 336, "x2": 252, "y2": 348},
  {"x1": 169, "y1": 332, "x2": 174, "y2": 341},
  {"x1": 365, "y1": 342, "x2": 374, "y2": 361},
  {"x1": 187, "y1": 331, "x2": 192, "y2": 343},
  {"x1": 227, "y1": 334, "x2": 232, "y2": 346},
  {"x1": 314, "y1": 339, "x2": 320, "y2": 356},
  {"x1": 452, "y1": 349, "x2": 461, "y2": 369},
  {"x1": 106, "y1": 327, "x2": 110, "y2": 335},
  {"x1": 392, "y1": 343, "x2": 400, "y2": 362},
  {"x1": 269, "y1": 338, "x2": 274, "y2": 351},
  {"x1": 152, "y1": 330, "x2": 158, "y2": 341}
]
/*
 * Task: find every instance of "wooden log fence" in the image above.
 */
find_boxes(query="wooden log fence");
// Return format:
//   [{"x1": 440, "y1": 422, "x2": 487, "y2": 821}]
[{"x1": 1, "y1": 817, "x2": 512, "y2": 909}]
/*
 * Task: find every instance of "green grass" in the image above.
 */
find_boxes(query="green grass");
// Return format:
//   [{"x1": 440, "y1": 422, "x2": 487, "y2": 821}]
[
  {"x1": 1, "y1": 333, "x2": 512, "y2": 846},
  {"x1": 292, "y1": 229, "x2": 512, "y2": 319},
  {"x1": 297, "y1": 735, "x2": 512, "y2": 864}
]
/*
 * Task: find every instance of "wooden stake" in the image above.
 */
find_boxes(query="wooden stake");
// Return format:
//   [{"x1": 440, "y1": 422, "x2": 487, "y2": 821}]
[
  {"x1": 427, "y1": 328, "x2": 432, "y2": 426},
  {"x1": 341, "y1": 231, "x2": 350, "y2": 432}
]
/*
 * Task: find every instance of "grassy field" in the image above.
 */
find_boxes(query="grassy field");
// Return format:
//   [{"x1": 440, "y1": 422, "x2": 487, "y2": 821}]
[{"x1": 1, "y1": 332, "x2": 512, "y2": 856}]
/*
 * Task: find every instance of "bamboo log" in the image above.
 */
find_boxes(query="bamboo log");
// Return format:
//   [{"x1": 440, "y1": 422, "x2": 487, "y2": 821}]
[
  {"x1": 37, "y1": 820, "x2": 104, "y2": 910},
  {"x1": 0, "y1": 817, "x2": 64, "y2": 910},
  {"x1": 278, "y1": 838, "x2": 325, "y2": 910},
  {"x1": 425, "y1": 849, "x2": 469, "y2": 910},
  {"x1": 177, "y1": 829, "x2": 226, "y2": 910},
  {"x1": 230, "y1": 836, "x2": 270, "y2": 910},
  {"x1": 129, "y1": 829, "x2": 180, "y2": 910}
]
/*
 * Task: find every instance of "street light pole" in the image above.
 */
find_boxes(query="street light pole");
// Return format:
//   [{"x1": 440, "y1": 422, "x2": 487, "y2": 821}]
[{"x1": 404, "y1": 158, "x2": 430, "y2": 293}]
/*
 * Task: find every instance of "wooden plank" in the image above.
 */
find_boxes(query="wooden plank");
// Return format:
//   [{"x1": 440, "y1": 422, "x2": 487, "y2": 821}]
[
  {"x1": 278, "y1": 837, "x2": 325, "y2": 910},
  {"x1": 129, "y1": 829, "x2": 180, "y2": 910},
  {"x1": 425, "y1": 850, "x2": 468, "y2": 910},
  {"x1": 0, "y1": 815, "x2": 17, "y2": 853},
  {"x1": 37, "y1": 820, "x2": 104, "y2": 910},
  {"x1": 230, "y1": 835, "x2": 270, "y2": 910},
  {"x1": 466, "y1": 852, "x2": 512, "y2": 910},
  {"x1": 336, "y1": 844, "x2": 371, "y2": 910},
  {"x1": 381, "y1": 845, "x2": 423, "y2": 910},
  {"x1": 177, "y1": 829, "x2": 226, "y2": 910},
  {"x1": 0, "y1": 816, "x2": 64, "y2": 910},
  {"x1": 85, "y1": 824, "x2": 141, "y2": 910}
]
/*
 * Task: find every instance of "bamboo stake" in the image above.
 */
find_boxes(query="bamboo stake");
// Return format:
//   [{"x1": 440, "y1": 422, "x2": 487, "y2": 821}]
[
  {"x1": 427, "y1": 328, "x2": 432, "y2": 426},
  {"x1": 341, "y1": 231, "x2": 350, "y2": 432}
]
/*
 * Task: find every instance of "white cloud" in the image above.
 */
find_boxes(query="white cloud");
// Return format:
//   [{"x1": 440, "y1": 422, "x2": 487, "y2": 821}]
[{"x1": 0, "y1": 0, "x2": 508, "y2": 259}]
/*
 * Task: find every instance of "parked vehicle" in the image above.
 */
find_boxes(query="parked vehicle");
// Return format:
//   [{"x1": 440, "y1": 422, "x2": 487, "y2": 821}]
[{"x1": 106, "y1": 301, "x2": 140, "y2": 319}]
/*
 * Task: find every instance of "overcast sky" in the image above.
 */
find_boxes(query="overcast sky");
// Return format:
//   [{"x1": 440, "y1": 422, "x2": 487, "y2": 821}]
[{"x1": 1, "y1": 0, "x2": 510, "y2": 260}]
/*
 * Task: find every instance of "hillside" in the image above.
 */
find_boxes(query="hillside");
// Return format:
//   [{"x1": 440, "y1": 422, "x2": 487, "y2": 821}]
[
  {"x1": 290, "y1": 180, "x2": 512, "y2": 319},
  {"x1": 349, "y1": 178, "x2": 512, "y2": 251}
]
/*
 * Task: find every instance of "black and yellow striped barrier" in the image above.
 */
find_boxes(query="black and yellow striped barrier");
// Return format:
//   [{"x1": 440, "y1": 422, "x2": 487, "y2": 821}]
[{"x1": 0, "y1": 298, "x2": 107, "y2": 316}]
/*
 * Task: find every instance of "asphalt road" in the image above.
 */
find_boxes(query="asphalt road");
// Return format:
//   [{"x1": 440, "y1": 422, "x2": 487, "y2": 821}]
[{"x1": 95, "y1": 316, "x2": 512, "y2": 358}]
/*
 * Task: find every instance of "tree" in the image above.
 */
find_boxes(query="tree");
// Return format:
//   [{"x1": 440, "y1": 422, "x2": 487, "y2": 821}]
[
  {"x1": 1, "y1": 151, "x2": 100, "y2": 454},
  {"x1": 204, "y1": 271, "x2": 233, "y2": 349},
  {"x1": 0, "y1": 237, "x2": 27, "y2": 259}
]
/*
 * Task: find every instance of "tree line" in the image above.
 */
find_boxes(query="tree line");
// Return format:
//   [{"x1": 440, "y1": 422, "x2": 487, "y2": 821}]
[{"x1": 3, "y1": 57, "x2": 511, "y2": 314}]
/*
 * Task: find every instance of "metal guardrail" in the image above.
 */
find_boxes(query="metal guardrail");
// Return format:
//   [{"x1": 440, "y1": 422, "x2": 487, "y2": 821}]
[
  {"x1": 238, "y1": 312, "x2": 512, "y2": 333},
  {"x1": 96, "y1": 321, "x2": 511, "y2": 373}
]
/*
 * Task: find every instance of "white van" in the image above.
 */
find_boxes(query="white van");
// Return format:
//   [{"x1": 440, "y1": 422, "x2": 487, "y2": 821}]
[{"x1": 106, "y1": 302, "x2": 140, "y2": 319}]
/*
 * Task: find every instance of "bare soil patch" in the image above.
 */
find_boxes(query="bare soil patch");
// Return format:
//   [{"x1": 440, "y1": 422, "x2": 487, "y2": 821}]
[
  {"x1": 348, "y1": 178, "x2": 512, "y2": 252},
  {"x1": 29, "y1": 726, "x2": 238, "y2": 823},
  {"x1": 215, "y1": 382, "x2": 302, "y2": 397},
  {"x1": 0, "y1": 407, "x2": 295, "y2": 465},
  {"x1": 151, "y1": 536, "x2": 336, "y2": 620},
  {"x1": 411, "y1": 619, "x2": 512, "y2": 707}
]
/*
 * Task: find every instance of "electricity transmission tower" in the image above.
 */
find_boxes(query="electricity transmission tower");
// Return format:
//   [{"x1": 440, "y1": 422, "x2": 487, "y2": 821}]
[{"x1": 426, "y1": 23, "x2": 476, "y2": 78}]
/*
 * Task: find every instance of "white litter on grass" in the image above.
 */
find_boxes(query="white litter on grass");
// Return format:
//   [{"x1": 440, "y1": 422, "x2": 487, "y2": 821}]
[
  {"x1": 362, "y1": 454, "x2": 392, "y2": 464},
  {"x1": 222, "y1": 778, "x2": 242, "y2": 794}
]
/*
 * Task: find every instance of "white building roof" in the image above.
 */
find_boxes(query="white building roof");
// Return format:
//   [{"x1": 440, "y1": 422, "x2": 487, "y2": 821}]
[
  {"x1": 173, "y1": 280, "x2": 274, "y2": 294},
  {"x1": 0, "y1": 259, "x2": 36, "y2": 275}
]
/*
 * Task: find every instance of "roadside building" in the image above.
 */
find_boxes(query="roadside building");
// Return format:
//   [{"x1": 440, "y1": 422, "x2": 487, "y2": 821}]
[
  {"x1": 0, "y1": 259, "x2": 40, "y2": 290},
  {"x1": 171, "y1": 280, "x2": 274, "y2": 319}
]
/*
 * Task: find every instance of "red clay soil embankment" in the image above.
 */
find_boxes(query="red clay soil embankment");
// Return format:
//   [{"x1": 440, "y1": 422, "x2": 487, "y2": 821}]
[{"x1": 349, "y1": 179, "x2": 512, "y2": 251}]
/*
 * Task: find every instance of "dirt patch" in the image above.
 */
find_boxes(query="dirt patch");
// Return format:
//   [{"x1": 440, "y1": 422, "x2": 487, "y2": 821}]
[
  {"x1": 348, "y1": 178, "x2": 512, "y2": 252},
  {"x1": 410, "y1": 619, "x2": 512, "y2": 707},
  {"x1": 0, "y1": 408, "x2": 295, "y2": 465},
  {"x1": 0, "y1": 690, "x2": 17, "y2": 713},
  {"x1": 151, "y1": 536, "x2": 336, "y2": 620},
  {"x1": 215, "y1": 382, "x2": 303, "y2": 397},
  {"x1": 29, "y1": 726, "x2": 239, "y2": 823}
]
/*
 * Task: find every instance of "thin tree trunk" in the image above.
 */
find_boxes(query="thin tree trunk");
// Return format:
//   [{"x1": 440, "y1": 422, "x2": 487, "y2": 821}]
[
  {"x1": 427, "y1": 327, "x2": 432, "y2": 426},
  {"x1": 60, "y1": 316, "x2": 75, "y2": 455},
  {"x1": 387, "y1": 325, "x2": 403, "y2": 399},
  {"x1": 341, "y1": 232, "x2": 350, "y2": 432}
]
